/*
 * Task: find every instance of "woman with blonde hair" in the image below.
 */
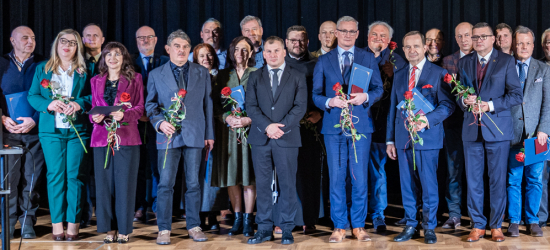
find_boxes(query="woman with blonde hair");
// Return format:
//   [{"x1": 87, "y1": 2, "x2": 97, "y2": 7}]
[{"x1": 28, "y1": 28, "x2": 91, "y2": 241}]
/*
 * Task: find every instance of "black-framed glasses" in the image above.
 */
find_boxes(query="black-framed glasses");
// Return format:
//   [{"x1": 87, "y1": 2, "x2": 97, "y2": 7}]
[
  {"x1": 337, "y1": 29, "x2": 358, "y2": 35},
  {"x1": 136, "y1": 35, "x2": 156, "y2": 41},
  {"x1": 59, "y1": 38, "x2": 77, "y2": 47},
  {"x1": 471, "y1": 35, "x2": 494, "y2": 41}
]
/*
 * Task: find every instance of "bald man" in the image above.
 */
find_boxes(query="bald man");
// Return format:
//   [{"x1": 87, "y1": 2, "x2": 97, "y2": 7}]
[
  {"x1": 82, "y1": 23, "x2": 105, "y2": 77},
  {"x1": 0, "y1": 26, "x2": 45, "y2": 239},
  {"x1": 425, "y1": 28, "x2": 445, "y2": 66},
  {"x1": 312, "y1": 21, "x2": 337, "y2": 58},
  {"x1": 132, "y1": 25, "x2": 169, "y2": 222}
]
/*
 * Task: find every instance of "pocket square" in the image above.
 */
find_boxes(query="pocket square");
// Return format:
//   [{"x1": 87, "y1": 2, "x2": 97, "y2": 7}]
[{"x1": 535, "y1": 77, "x2": 543, "y2": 83}]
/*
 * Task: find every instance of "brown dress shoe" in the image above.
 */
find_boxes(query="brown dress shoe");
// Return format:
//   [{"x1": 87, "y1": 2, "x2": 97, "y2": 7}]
[
  {"x1": 156, "y1": 230, "x2": 171, "y2": 245},
  {"x1": 352, "y1": 227, "x2": 371, "y2": 241},
  {"x1": 329, "y1": 228, "x2": 346, "y2": 243},
  {"x1": 188, "y1": 227, "x2": 208, "y2": 242},
  {"x1": 466, "y1": 228, "x2": 485, "y2": 242},
  {"x1": 491, "y1": 228, "x2": 505, "y2": 242}
]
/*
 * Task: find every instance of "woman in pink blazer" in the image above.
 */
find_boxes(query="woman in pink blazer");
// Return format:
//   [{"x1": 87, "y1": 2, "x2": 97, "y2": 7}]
[{"x1": 89, "y1": 42, "x2": 144, "y2": 244}]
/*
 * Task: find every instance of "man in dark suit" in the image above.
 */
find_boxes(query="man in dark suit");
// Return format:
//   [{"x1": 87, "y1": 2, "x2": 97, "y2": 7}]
[
  {"x1": 386, "y1": 31, "x2": 454, "y2": 244},
  {"x1": 364, "y1": 21, "x2": 407, "y2": 231},
  {"x1": 440, "y1": 21, "x2": 473, "y2": 229},
  {"x1": 312, "y1": 16, "x2": 383, "y2": 243},
  {"x1": 146, "y1": 29, "x2": 214, "y2": 244},
  {"x1": 506, "y1": 26, "x2": 550, "y2": 237},
  {"x1": 245, "y1": 36, "x2": 307, "y2": 245},
  {"x1": 458, "y1": 22, "x2": 523, "y2": 242},
  {"x1": 132, "y1": 25, "x2": 169, "y2": 222}
]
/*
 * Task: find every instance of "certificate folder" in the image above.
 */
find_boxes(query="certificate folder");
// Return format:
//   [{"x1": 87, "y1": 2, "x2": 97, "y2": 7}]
[
  {"x1": 6, "y1": 91, "x2": 35, "y2": 124},
  {"x1": 396, "y1": 88, "x2": 435, "y2": 117},
  {"x1": 230, "y1": 85, "x2": 246, "y2": 111},
  {"x1": 348, "y1": 63, "x2": 373, "y2": 95},
  {"x1": 524, "y1": 137, "x2": 550, "y2": 165}
]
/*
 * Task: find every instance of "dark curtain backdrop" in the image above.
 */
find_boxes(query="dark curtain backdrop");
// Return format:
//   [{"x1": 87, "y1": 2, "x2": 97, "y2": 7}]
[{"x1": 1, "y1": 0, "x2": 550, "y2": 61}]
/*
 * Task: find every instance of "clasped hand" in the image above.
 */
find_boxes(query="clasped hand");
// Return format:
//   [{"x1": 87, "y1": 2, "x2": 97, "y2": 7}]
[
  {"x1": 329, "y1": 93, "x2": 367, "y2": 108},
  {"x1": 407, "y1": 115, "x2": 428, "y2": 132},
  {"x1": 47, "y1": 100, "x2": 81, "y2": 115},
  {"x1": 225, "y1": 115, "x2": 252, "y2": 128},
  {"x1": 463, "y1": 95, "x2": 489, "y2": 114},
  {"x1": 266, "y1": 123, "x2": 285, "y2": 139}
]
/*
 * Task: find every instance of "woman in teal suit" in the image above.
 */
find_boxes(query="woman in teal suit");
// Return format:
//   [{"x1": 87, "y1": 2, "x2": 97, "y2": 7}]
[{"x1": 28, "y1": 29, "x2": 91, "y2": 241}]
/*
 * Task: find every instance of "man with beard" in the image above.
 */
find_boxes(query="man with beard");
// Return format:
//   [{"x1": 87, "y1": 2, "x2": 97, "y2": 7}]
[
  {"x1": 364, "y1": 21, "x2": 407, "y2": 231},
  {"x1": 495, "y1": 23, "x2": 514, "y2": 56},
  {"x1": 425, "y1": 28, "x2": 445, "y2": 66},
  {"x1": 312, "y1": 21, "x2": 337, "y2": 58},
  {"x1": 241, "y1": 15, "x2": 265, "y2": 68},
  {"x1": 189, "y1": 18, "x2": 227, "y2": 69}
]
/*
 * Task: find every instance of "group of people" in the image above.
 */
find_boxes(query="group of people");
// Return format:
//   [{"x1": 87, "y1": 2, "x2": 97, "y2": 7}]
[{"x1": 1, "y1": 13, "x2": 550, "y2": 246}]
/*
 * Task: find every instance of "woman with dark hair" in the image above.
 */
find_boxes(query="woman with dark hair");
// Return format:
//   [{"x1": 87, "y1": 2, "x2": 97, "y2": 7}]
[
  {"x1": 89, "y1": 41, "x2": 144, "y2": 243},
  {"x1": 28, "y1": 28, "x2": 90, "y2": 241},
  {"x1": 211, "y1": 36, "x2": 257, "y2": 236}
]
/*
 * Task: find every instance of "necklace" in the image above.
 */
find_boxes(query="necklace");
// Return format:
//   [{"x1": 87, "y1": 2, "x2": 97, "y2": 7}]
[{"x1": 110, "y1": 79, "x2": 119, "y2": 87}]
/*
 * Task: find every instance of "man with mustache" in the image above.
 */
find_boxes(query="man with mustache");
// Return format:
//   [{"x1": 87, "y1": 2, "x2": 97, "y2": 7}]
[
  {"x1": 312, "y1": 21, "x2": 337, "y2": 58},
  {"x1": 440, "y1": 22, "x2": 473, "y2": 229},
  {"x1": 132, "y1": 25, "x2": 169, "y2": 223},
  {"x1": 425, "y1": 28, "x2": 445, "y2": 67},
  {"x1": 188, "y1": 18, "x2": 227, "y2": 70},
  {"x1": 364, "y1": 21, "x2": 407, "y2": 232},
  {"x1": 0, "y1": 26, "x2": 45, "y2": 239},
  {"x1": 241, "y1": 15, "x2": 265, "y2": 68},
  {"x1": 495, "y1": 23, "x2": 514, "y2": 56}
]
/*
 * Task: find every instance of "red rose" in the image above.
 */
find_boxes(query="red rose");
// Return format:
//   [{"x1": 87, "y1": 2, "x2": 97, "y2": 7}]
[
  {"x1": 443, "y1": 73, "x2": 453, "y2": 84},
  {"x1": 221, "y1": 87, "x2": 232, "y2": 97},
  {"x1": 515, "y1": 152, "x2": 525, "y2": 163},
  {"x1": 389, "y1": 41, "x2": 398, "y2": 50},
  {"x1": 40, "y1": 79, "x2": 50, "y2": 88},
  {"x1": 333, "y1": 82, "x2": 342, "y2": 93},
  {"x1": 120, "y1": 92, "x2": 131, "y2": 102},
  {"x1": 404, "y1": 91, "x2": 414, "y2": 100},
  {"x1": 422, "y1": 84, "x2": 433, "y2": 89},
  {"x1": 178, "y1": 89, "x2": 187, "y2": 98}
]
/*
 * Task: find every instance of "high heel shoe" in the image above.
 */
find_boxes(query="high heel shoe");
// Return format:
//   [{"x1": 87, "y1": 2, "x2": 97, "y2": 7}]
[
  {"x1": 228, "y1": 212, "x2": 243, "y2": 235},
  {"x1": 118, "y1": 234, "x2": 130, "y2": 244},
  {"x1": 243, "y1": 213, "x2": 254, "y2": 237},
  {"x1": 52, "y1": 233, "x2": 65, "y2": 241},
  {"x1": 104, "y1": 234, "x2": 117, "y2": 244},
  {"x1": 66, "y1": 234, "x2": 80, "y2": 241}
]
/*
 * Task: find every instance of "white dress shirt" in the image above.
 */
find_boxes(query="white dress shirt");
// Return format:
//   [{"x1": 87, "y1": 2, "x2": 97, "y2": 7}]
[
  {"x1": 51, "y1": 66, "x2": 74, "y2": 128},
  {"x1": 267, "y1": 62, "x2": 286, "y2": 87}
]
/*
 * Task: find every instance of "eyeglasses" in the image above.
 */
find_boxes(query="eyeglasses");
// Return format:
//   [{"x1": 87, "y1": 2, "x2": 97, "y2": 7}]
[
  {"x1": 288, "y1": 39, "x2": 306, "y2": 44},
  {"x1": 337, "y1": 29, "x2": 358, "y2": 36},
  {"x1": 59, "y1": 38, "x2": 77, "y2": 47},
  {"x1": 471, "y1": 35, "x2": 494, "y2": 41},
  {"x1": 136, "y1": 35, "x2": 156, "y2": 41}
]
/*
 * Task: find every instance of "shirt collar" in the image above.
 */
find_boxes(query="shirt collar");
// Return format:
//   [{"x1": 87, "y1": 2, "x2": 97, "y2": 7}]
[
  {"x1": 170, "y1": 60, "x2": 189, "y2": 71},
  {"x1": 288, "y1": 53, "x2": 304, "y2": 61},
  {"x1": 140, "y1": 52, "x2": 153, "y2": 59},
  {"x1": 337, "y1": 45, "x2": 355, "y2": 56},
  {"x1": 477, "y1": 48, "x2": 493, "y2": 63},
  {"x1": 86, "y1": 52, "x2": 101, "y2": 62},
  {"x1": 9, "y1": 50, "x2": 34, "y2": 65},
  {"x1": 267, "y1": 61, "x2": 286, "y2": 72},
  {"x1": 517, "y1": 57, "x2": 532, "y2": 67},
  {"x1": 321, "y1": 48, "x2": 328, "y2": 55},
  {"x1": 410, "y1": 57, "x2": 427, "y2": 71},
  {"x1": 459, "y1": 50, "x2": 466, "y2": 58},
  {"x1": 58, "y1": 65, "x2": 72, "y2": 75}
]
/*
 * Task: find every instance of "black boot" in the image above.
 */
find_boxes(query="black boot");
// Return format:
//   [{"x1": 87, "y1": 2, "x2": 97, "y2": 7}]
[
  {"x1": 243, "y1": 213, "x2": 254, "y2": 236},
  {"x1": 228, "y1": 212, "x2": 243, "y2": 235},
  {"x1": 199, "y1": 212, "x2": 208, "y2": 230},
  {"x1": 208, "y1": 212, "x2": 220, "y2": 231}
]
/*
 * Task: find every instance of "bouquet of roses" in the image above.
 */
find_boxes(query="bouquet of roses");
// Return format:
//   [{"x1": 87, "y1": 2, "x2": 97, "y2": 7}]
[
  {"x1": 41, "y1": 79, "x2": 87, "y2": 153},
  {"x1": 444, "y1": 73, "x2": 502, "y2": 135},
  {"x1": 159, "y1": 89, "x2": 187, "y2": 168},
  {"x1": 102, "y1": 92, "x2": 132, "y2": 169},
  {"x1": 221, "y1": 87, "x2": 249, "y2": 144},
  {"x1": 332, "y1": 82, "x2": 366, "y2": 163},
  {"x1": 402, "y1": 90, "x2": 426, "y2": 170}
]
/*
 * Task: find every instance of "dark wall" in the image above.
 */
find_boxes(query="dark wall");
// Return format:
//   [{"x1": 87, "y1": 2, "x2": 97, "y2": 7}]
[{"x1": 1, "y1": 0, "x2": 549, "y2": 59}]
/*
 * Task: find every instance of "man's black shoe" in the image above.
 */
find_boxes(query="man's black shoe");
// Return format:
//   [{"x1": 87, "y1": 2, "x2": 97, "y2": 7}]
[
  {"x1": 281, "y1": 230, "x2": 294, "y2": 245},
  {"x1": 394, "y1": 217, "x2": 407, "y2": 226},
  {"x1": 21, "y1": 225, "x2": 37, "y2": 239},
  {"x1": 247, "y1": 230, "x2": 274, "y2": 244},
  {"x1": 424, "y1": 229, "x2": 437, "y2": 244},
  {"x1": 393, "y1": 225, "x2": 418, "y2": 242}
]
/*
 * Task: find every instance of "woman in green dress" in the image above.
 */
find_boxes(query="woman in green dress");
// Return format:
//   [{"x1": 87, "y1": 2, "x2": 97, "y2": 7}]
[{"x1": 211, "y1": 36, "x2": 257, "y2": 236}]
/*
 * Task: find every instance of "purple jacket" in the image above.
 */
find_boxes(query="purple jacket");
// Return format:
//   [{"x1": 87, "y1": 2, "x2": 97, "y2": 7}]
[{"x1": 89, "y1": 73, "x2": 144, "y2": 147}]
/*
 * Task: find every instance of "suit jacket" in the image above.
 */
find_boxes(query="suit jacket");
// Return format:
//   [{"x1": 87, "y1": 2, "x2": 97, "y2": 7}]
[
  {"x1": 246, "y1": 64, "x2": 307, "y2": 147},
  {"x1": 457, "y1": 49, "x2": 523, "y2": 142},
  {"x1": 510, "y1": 58, "x2": 550, "y2": 146},
  {"x1": 89, "y1": 73, "x2": 144, "y2": 147},
  {"x1": 312, "y1": 46, "x2": 384, "y2": 135},
  {"x1": 145, "y1": 61, "x2": 214, "y2": 149},
  {"x1": 442, "y1": 51, "x2": 461, "y2": 75},
  {"x1": 27, "y1": 61, "x2": 92, "y2": 133},
  {"x1": 132, "y1": 53, "x2": 169, "y2": 86},
  {"x1": 386, "y1": 61, "x2": 455, "y2": 150},
  {"x1": 442, "y1": 51, "x2": 465, "y2": 129},
  {"x1": 311, "y1": 48, "x2": 325, "y2": 59}
]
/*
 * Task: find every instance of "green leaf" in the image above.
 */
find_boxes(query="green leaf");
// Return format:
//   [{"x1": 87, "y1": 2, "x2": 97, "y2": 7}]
[
  {"x1": 121, "y1": 122, "x2": 128, "y2": 126},
  {"x1": 418, "y1": 137, "x2": 424, "y2": 146},
  {"x1": 334, "y1": 124, "x2": 341, "y2": 128},
  {"x1": 468, "y1": 88, "x2": 475, "y2": 94}
]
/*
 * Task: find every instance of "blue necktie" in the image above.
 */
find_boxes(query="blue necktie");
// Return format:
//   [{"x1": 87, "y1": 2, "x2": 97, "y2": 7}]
[
  {"x1": 144, "y1": 56, "x2": 152, "y2": 77},
  {"x1": 480, "y1": 58, "x2": 487, "y2": 69},
  {"x1": 342, "y1": 51, "x2": 352, "y2": 85},
  {"x1": 518, "y1": 62, "x2": 526, "y2": 90}
]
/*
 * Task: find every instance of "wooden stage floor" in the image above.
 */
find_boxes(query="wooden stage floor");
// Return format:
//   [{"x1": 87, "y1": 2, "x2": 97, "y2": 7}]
[{"x1": 4, "y1": 207, "x2": 550, "y2": 250}]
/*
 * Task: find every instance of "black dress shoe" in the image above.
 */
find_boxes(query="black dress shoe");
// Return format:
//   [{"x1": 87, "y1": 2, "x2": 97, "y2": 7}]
[
  {"x1": 424, "y1": 229, "x2": 437, "y2": 244},
  {"x1": 247, "y1": 230, "x2": 274, "y2": 244},
  {"x1": 394, "y1": 217, "x2": 407, "y2": 226},
  {"x1": 281, "y1": 230, "x2": 294, "y2": 245},
  {"x1": 243, "y1": 213, "x2": 254, "y2": 237},
  {"x1": 507, "y1": 223, "x2": 519, "y2": 237},
  {"x1": 393, "y1": 225, "x2": 418, "y2": 242},
  {"x1": 228, "y1": 212, "x2": 243, "y2": 235}
]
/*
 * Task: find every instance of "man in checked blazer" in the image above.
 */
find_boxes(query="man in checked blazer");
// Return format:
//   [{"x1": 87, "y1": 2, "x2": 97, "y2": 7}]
[{"x1": 506, "y1": 26, "x2": 550, "y2": 238}]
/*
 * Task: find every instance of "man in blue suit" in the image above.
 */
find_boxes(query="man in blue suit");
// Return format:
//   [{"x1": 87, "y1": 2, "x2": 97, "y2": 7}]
[
  {"x1": 458, "y1": 22, "x2": 523, "y2": 242},
  {"x1": 386, "y1": 31, "x2": 454, "y2": 244},
  {"x1": 312, "y1": 16, "x2": 383, "y2": 243}
]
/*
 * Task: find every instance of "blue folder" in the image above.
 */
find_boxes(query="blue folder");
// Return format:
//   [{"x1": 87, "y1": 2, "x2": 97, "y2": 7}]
[
  {"x1": 396, "y1": 88, "x2": 435, "y2": 132},
  {"x1": 347, "y1": 63, "x2": 373, "y2": 95},
  {"x1": 5, "y1": 91, "x2": 35, "y2": 124},
  {"x1": 524, "y1": 137, "x2": 550, "y2": 165},
  {"x1": 230, "y1": 85, "x2": 246, "y2": 111}
]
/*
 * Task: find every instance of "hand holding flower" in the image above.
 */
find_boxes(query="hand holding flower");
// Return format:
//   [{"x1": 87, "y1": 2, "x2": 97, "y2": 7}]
[
  {"x1": 110, "y1": 111, "x2": 124, "y2": 121},
  {"x1": 47, "y1": 100, "x2": 67, "y2": 113},
  {"x1": 62, "y1": 101, "x2": 81, "y2": 116},
  {"x1": 159, "y1": 121, "x2": 176, "y2": 136},
  {"x1": 92, "y1": 114, "x2": 105, "y2": 123}
]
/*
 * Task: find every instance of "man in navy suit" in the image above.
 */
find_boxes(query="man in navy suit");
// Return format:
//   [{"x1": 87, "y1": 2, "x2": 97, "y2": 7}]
[
  {"x1": 458, "y1": 22, "x2": 523, "y2": 242},
  {"x1": 312, "y1": 16, "x2": 383, "y2": 243},
  {"x1": 386, "y1": 31, "x2": 454, "y2": 244},
  {"x1": 146, "y1": 29, "x2": 214, "y2": 245},
  {"x1": 132, "y1": 25, "x2": 169, "y2": 222}
]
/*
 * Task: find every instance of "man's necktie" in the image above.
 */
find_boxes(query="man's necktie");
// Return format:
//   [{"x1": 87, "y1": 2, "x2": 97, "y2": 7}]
[
  {"x1": 271, "y1": 68, "x2": 280, "y2": 97},
  {"x1": 144, "y1": 56, "x2": 152, "y2": 77},
  {"x1": 480, "y1": 58, "x2": 487, "y2": 69},
  {"x1": 342, "y1": 51, "x2": 352, "y2": 85},
  {"x1": 89, "y1": 56, "x2": 96, "y2": 64},
  {"x1": 408, "y1": 66, "x2": 418, "y2": 91},
  {"x1": 518, "y1": 62, "x2": 526, "y2": 90},
  {"x1": 178, "y1": 68, "x2": 187, "y2": 90}
]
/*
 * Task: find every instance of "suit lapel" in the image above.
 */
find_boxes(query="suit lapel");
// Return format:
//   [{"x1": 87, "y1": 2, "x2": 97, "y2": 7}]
[
  {"x1": 135, "y1": 55, "x2": 145, "y2": 73},
  {"x1": 329, "y1": 50, "x2": 344, "y2": 83},
  {"x1": 71, "y1": 70, "x2": 83, "y2": 98},
  {"x1": 160, "y1": 63, "x2": 179, "y2": 93},
  {"x1": 273, "y1": 66, "x2": 291, "y2": 103},
  {"x1": 524, "y1": 60, "x2": 538, "y2": 94},
  {"x1": 114, "y1": 76, "x2": 130, "y2": 104},
  {"x1": 480, "y1": 50, "x2": 499, "y2": 92},
  {"x1": 262, "y1": 67, "x2": 274, "y2": 103},
  {"x1": 96, "y1": 74, "x2": 108, "y2": 106},
  {"x1": 353, "y1": 49, "x2": 365, "y2": 67},
  {"x1": 187, "y1": 63, "x2": 198, "y2": 92},
  {"x1": 468, "y1": 53, "x2": 479, "y2": 93},
  {"x1": 416, "y1": 62, "x2": 431, "y2": 90}
]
